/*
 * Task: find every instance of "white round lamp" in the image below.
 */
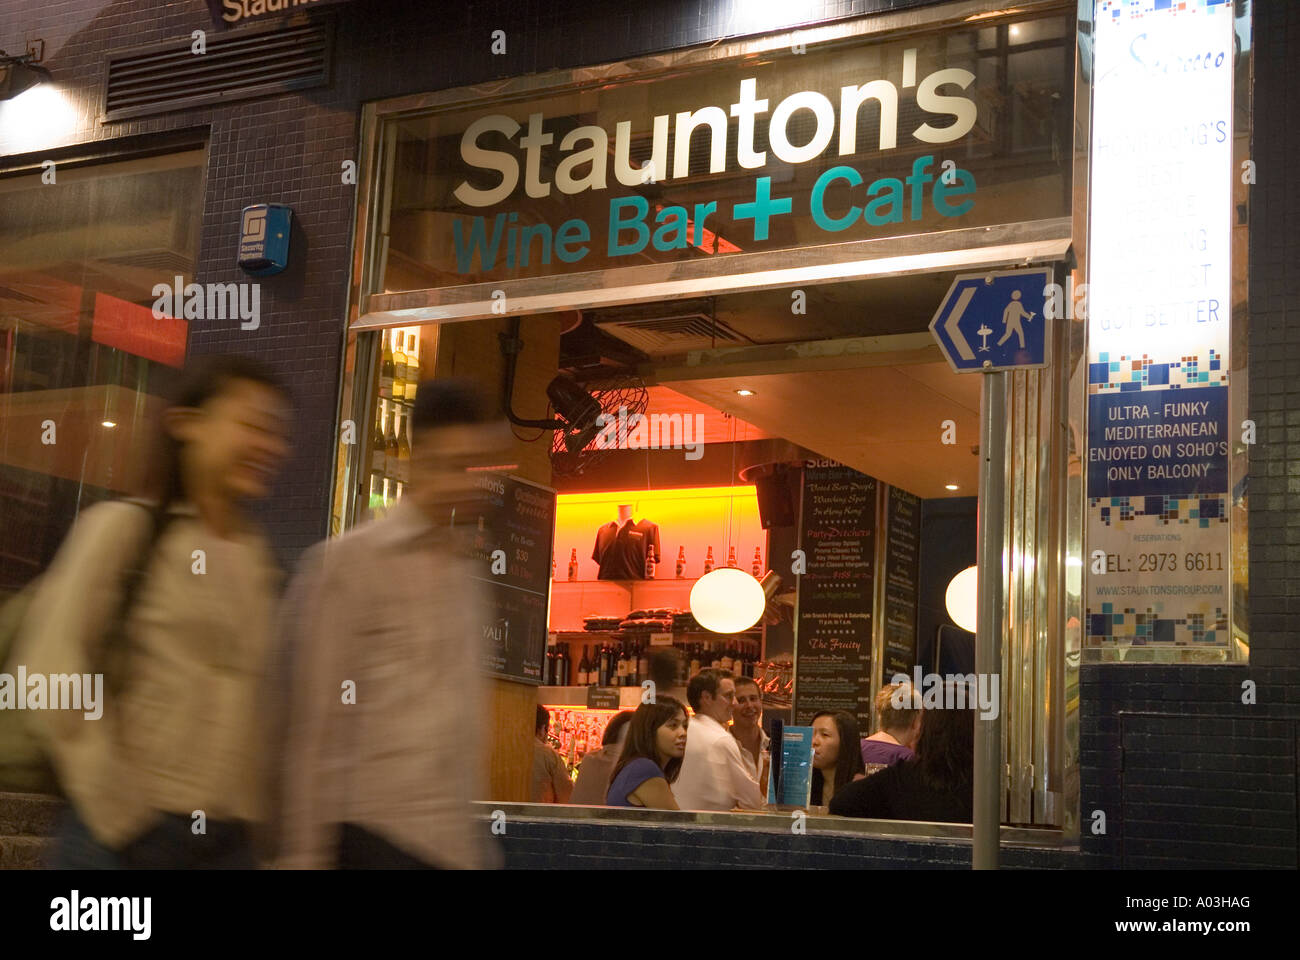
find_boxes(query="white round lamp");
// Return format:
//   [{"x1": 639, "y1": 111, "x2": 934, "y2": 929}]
[
  {"x1": 945, "y1": 565, "x2": 978, "y2": 633},
  {"x1": 690, "y1": 568, "x2": 767, "y2": 634}
]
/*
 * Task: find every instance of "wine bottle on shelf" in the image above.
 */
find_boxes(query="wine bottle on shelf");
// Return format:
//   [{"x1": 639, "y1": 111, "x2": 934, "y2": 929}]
[
  {"x1": 371, "y1": 401, "x2": 387, "y2": 475},
  {"x1": 384, "y1": 405, "x2": 400, "y2": 480},
  {"x1": 578, "y1": 645, "x2": 592, "y2": 686},
  {"x1": 675, "y1": 546, "x2": 685, "y2": 578},
  {"x1": 752, "y1": 547, "x2": 762, "y2": 577},
  {"x1": 704, "y1": 547, "x2": 715, "y2": 574},
  {"x1": 727, "y1": 546, "x2": 737, "y2": 568},
  {"x1": 405, "y1": 332, "x2": 420, "y2": 402},
  {"x1": 636, "y1": 643, "x2": 649, "y2": 684},
  {"x1": 567, "y1": 548, "x2": 578, "y2": 581},
  {"x1": 558, "y1": 643, "x2": 571, "y2": 687},
  {"x1": 710, "y1": 641, "x2": 722, "y2": 670},
  {"x1": 645, "y1": 552, "x2": 655, "y2": 578},
  {"x1": 392, "y1": 332, "x2": 408, "y2": 403},
  {"x1": 395, "y1": 408, "x2": 411, "y2": 485},
  {"x1": 688, "y1": 644, "x2": 701, "y2": 677},
  {"x1": 545, "y1": 641, "x2": 557, "y2": 686},
  {"x1": 615, "y1": 644, "x2": 628, "y2": 685},
  {"x1": 380, "y1": 330, "x2": 395, "y2": 398},
  {"x1": 598, "y1": 644, "x2": 611, "y2": 686}
]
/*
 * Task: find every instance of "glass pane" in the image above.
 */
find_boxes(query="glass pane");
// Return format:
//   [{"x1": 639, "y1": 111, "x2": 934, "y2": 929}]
[
  {"x1": 373, "y1": 15, "x2": 1074, "y2": 295},
  {"x1": 0, "y1": 150, "x2": 205, "y2": 597}
]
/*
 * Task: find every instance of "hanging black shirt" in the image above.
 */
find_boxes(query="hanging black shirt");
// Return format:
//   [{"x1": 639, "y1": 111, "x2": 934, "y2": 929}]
[{"x1": 592, "y1": 519, "x2": 661, "y2": 580}]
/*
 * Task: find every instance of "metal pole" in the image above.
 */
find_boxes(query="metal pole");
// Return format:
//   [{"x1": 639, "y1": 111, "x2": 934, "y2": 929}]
[{"x1": 973, "y1": 368, "x2": 1006, "y2": 869}]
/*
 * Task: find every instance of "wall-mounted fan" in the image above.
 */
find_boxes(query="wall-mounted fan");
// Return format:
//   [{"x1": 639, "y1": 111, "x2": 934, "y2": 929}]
[{"x1": 500, "y1": 319, "x2": 649, "y2": 478}]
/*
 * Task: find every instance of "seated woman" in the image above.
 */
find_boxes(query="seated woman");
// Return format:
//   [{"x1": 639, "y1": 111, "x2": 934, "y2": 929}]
[
  {"x1": 570, "y1": 710, "x2": 634, "y2": 804},
  {"x1": 809, "y1": 710, "x2": 866, "y2": 808},
  {"x1": 860, "y1": 682, "x2": 922, "y2": 775},
  {"x1": 604, "y1": 696, "x2": 688, "y2": 809},
  {"x1": 829, "y1": 684, "x2": 974, "y2": 823}
]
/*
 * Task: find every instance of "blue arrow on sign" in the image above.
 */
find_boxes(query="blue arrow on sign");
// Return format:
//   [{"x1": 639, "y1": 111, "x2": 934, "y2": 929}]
[{"x1": 928, "y1": 267, "x2": 1053, "y2": 373}]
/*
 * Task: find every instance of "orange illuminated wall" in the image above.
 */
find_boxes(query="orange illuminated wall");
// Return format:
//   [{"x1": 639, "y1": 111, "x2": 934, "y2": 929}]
[{"x1": 553, "y1": 486, "x2": 765, "y2": 582}]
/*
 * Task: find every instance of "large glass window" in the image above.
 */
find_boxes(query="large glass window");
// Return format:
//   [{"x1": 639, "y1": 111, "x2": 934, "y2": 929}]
[{"x1": 0, "y1": 149, "x2": 206, "y2": 598}]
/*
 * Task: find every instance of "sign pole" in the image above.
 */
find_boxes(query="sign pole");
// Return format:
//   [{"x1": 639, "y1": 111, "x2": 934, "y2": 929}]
[{"x1": 973, "y1": 366, "x2": 1005, "y2": 870}]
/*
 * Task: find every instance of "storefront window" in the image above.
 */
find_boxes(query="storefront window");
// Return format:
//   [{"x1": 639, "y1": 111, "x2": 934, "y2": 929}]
[{"x1": 0, "y1": 149, "x2": 206, "y2": 597}]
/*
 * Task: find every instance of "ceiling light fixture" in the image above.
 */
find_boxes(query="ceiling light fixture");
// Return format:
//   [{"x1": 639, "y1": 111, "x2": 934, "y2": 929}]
[
  {"x1": 101, "y1": 420, "x2": 117, "y2": 428},
  {"x1": 945, "y1": 483, "x2": 959, "y2": 491},
  {"x1": 735, "y1": 388, "x2": 755, "y2": 397}
]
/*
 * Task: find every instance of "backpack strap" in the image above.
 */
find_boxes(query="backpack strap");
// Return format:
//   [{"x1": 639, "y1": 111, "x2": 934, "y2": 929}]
[{"x1": 97, "y1": 499, "x2": 178, "y2": 698}]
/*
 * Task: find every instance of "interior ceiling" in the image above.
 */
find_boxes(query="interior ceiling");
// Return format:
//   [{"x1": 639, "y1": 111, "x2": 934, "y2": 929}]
[
  {"x1": 665, "y1": 362, "x2": 981, "y2": 499},
  {"x1": 586, "y1": 273, "x2": 982, "y2": 499},
  {"x1": 585, "y1": 270, "x2": 958, "y2": 350}
]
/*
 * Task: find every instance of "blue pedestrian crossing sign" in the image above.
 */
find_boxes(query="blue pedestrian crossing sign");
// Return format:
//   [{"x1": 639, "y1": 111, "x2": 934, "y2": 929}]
[{"x1": 929, "y1": 267, "x2": 1052, "y2": 373}]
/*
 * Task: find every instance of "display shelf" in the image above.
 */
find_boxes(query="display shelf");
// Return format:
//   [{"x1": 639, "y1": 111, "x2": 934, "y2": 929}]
[{"x1": 537, "y1": 686, "x2": 643, "y2": 709}]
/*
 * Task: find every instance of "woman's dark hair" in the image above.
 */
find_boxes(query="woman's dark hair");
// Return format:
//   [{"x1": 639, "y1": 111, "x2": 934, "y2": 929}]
[
  {"x1": 536, "y1": 704, "x2": 550, "y2": 735},
  {"x1": 141, "y1": 354, "x2": 285, "y2": 514},
  {"x1": 911, "y1": 684, "x2": 975, "y2": 790},
  {"x1": 601, "y1": 710, "x2": 634, "y2": 747},
  {"x1": 810, "y1": 710, "x2": 866, "y2": 805},
  {"x1": 611, "y1": 696, "x2": 687, "y2": 785}
]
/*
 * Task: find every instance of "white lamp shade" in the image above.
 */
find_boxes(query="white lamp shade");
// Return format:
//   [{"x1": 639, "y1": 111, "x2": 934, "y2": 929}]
[
  {"x1": 945, "y1": 565, "x2": 978, "y2": 633},
  {"x1": 690, "y1": 568, "x2": 766, "y2": 634}
]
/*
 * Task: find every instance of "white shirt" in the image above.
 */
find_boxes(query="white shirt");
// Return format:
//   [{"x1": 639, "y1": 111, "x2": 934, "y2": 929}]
[{"x1": 673, "y1": 714, "x2": 765, "y2": 811}]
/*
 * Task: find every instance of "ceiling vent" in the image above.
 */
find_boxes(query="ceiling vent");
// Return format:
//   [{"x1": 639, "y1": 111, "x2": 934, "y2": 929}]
[
  {"x1": 592, "y1": 300, "x2": 751, "y2": 355},
  {"x1": 103, "y1": 19, "x2": 332, "y2": 121}
]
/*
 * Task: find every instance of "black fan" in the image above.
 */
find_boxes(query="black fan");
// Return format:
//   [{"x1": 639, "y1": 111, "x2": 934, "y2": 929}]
[{"x1": 548, "y1": 374, "x2": 649, "y2": 478}]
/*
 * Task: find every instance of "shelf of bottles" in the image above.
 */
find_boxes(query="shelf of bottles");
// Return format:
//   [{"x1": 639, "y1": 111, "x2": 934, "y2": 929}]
[
  {"x1": 543, "y1": 634, "x2": 762, "y2": 688},
  {"x1": 543, "y1": 707, "x2": 621, "y2": 777},
  {"x1": 367, "y1": 327, "x2": 422, "y2": 518}
]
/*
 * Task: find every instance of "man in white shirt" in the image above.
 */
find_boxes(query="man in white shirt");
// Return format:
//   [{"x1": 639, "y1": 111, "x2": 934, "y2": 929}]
[{"x1": 673, "y1": 668, "x2": 765, "y2": 811}]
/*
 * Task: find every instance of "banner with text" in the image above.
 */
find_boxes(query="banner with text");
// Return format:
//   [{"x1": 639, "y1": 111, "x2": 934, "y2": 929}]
[{"x1": 1086, "y1": 0, "x2": 1235, "y2": 650}]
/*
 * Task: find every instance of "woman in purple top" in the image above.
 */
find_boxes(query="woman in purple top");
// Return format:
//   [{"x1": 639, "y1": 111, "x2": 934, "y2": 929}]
[
  {"x1": 604, "y1": 696, "x2": 688, "y2": 808},
  {"x1": 860, "y1": 682, "x2": 922, "y2": 774}
]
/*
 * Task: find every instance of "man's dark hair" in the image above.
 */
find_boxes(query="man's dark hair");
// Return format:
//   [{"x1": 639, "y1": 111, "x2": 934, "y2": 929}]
[
  {"x1": 536, "y1": 704, "x2": 550, "y2": 735},
  {"x1": 410, "y1": 376, "x2": 495, "y2": 434},
  {"x1": 687, "y1": 667, "x2": 734, "y2": 713},
  {"x1": 601, "y1": 710, "x2": 634, "y2": 747},
  {"x1": 648, "y1": 648, "x2": 680, "y2": 690},
  {"x1": 732, "y1": 675, "x2": 760, "y2": 696}
]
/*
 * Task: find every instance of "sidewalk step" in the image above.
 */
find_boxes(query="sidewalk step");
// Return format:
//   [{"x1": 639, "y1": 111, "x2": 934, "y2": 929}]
[
  {"x1": 0, "y1": 835, "x2": 50, "y2": 870},
  {"x1": 0, "y1": 792, "x2": 62, "y2": 838}
]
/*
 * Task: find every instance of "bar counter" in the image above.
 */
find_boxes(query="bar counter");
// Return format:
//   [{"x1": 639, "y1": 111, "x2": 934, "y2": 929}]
[{"x1": 472, "y1": 802, "x2": 1080, "y2": 869}]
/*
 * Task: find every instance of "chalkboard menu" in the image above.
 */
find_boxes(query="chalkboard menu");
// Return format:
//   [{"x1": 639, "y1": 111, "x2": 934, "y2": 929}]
[
  {"x1": 792, "y1": 462, "x2": 876, "y2": 731},
  {"x1": 882, "y1": 485, "x2": 921, "y2": 680},
  {"x1": 459, "y1": 473, "x2": 556, "y2": 684}
]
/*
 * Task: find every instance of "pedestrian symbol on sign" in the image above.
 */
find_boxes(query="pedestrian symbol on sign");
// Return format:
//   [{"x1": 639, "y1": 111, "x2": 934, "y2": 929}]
[{"x1": 997, "y1": 291, "x2": 1035, "y2": 350}]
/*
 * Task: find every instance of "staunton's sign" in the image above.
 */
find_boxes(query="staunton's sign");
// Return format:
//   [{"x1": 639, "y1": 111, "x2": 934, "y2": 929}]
[
  {"x1": 447, "y1": 56, "x2": 982, "y2": 277},
  {"x1": 383, "y1": 16, "x2": 1074, "y2": 284}
]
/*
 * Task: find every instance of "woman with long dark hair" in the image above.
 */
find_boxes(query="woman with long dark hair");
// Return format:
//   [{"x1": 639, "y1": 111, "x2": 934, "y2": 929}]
[
  {"x1": 809, "y1": 710, "x2": 866, "y2": 807},
  {"x1": 18, "y1": 355, "x2": 289, "y2": 868},
  {"x1": 827, "y1": 683, "x2": 975, "y2": 822},
  {"x1": 604, "y1": 696, "x2": 688, "y2": 809}
]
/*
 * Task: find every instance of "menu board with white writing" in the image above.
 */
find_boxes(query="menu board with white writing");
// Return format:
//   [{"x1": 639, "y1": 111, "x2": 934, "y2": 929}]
[
  {"x1": 793, "y1": 462, "x2": 875, "y2": 730},
  {"x1": 1085, "y1": 0, "x2": 1235, "y2": 651},
  {"x1": 883, "y1": 485, "x2": 921, "y2": 678},
  {"x1": 461, "y1": 474, "x2": 557, "y2": 683}
]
